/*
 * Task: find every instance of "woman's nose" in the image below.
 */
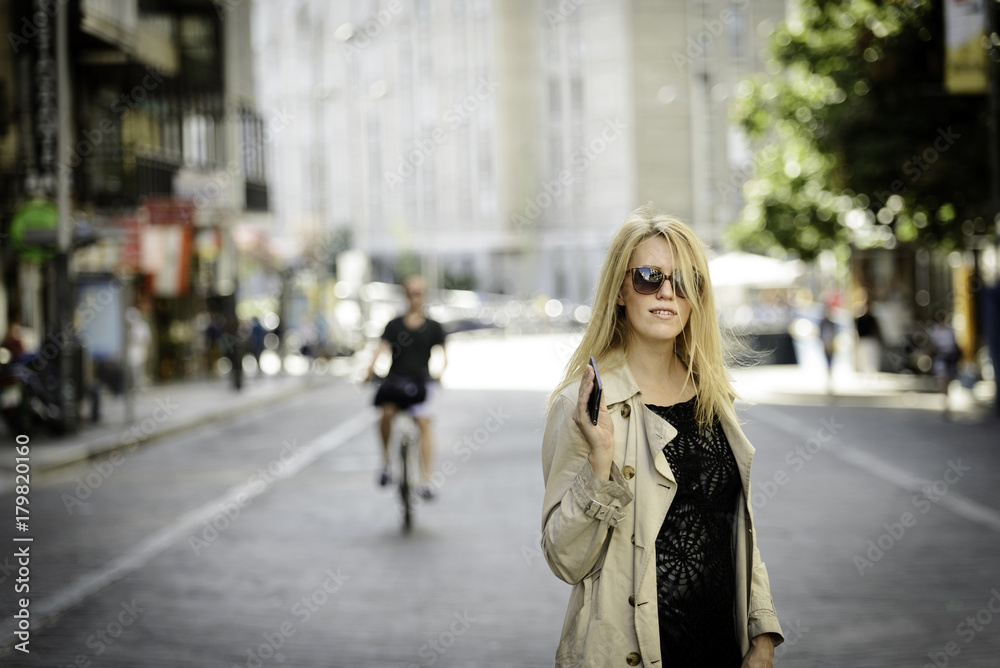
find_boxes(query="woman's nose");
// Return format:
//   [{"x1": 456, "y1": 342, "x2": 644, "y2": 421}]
[{"x1": 658, "y1": 278, "x2": 675, "y2": 299}]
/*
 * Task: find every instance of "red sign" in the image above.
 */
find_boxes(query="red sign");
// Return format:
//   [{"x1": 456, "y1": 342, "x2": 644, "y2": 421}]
[
  {"x1": 115, "y1": 215, "x2": 141, "y2": 272},
  {"x1": 143, "y1": 197, "x2": 196, "y2": 226}
]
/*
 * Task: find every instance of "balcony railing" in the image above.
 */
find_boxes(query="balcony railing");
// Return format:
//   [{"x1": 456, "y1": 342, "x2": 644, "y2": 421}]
[{"x1": 136, "y1": 153, "x2": 180, "y2": 200}]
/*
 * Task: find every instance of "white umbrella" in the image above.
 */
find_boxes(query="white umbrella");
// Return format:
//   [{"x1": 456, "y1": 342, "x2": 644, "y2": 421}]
[{"x1": 708, "y1": 252, "x2": 805, "y2": 289}]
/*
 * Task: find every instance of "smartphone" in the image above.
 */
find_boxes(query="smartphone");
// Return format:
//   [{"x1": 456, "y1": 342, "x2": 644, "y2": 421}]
[{"x1": 587, "y1": 357, "x2": 603, "y2": 426}]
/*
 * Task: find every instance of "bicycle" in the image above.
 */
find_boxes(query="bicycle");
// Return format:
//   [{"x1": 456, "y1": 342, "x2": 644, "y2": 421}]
[
  {"x1": 368, "y1": 374, "x2": 428, "y2": 533},
  {"x1": 389, "y1": 407, "x2": 422, "y2": 533}
]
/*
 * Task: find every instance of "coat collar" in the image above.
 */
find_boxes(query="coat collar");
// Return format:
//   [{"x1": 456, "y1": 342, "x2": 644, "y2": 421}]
[
  {"x1": 597, "y1": 353, "x2": 642, "y2": 406},
  {"x1": 599, "y1": 352, "x2": 754, "y2": 491}
]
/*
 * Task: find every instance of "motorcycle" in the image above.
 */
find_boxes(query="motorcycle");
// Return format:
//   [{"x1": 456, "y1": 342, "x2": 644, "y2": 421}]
[
  {"x1": 0, "y1": 346, "x2": 26, "y2": 435},
  {"x1": 0, "y1": 347, "x2": 63, "y2": 437}
]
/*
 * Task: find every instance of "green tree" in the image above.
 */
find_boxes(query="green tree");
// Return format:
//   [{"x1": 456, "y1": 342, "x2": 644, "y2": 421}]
[{"x1": 731, "y1": 0, "x2": 992, "y2": 261}]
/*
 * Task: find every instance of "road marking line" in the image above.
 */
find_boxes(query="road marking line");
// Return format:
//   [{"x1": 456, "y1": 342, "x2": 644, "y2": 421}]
[
  {"x1": 0, "y1": 409, "x2": 377, "y2": 651},
  {"x1": 748, "y1": 405, "x2": 1000, "y2": 535}
]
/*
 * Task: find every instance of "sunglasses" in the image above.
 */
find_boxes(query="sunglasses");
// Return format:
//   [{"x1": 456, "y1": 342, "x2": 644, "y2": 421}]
[{"x1": 627, "y1": 266, "x2": 699, "y2": 298}]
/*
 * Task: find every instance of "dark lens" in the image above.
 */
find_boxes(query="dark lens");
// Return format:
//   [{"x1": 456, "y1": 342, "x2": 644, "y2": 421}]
[
  {"x1": 671, "y1": 271, "x2": 701, "y2": 299},
  {"x1": 632, "y1": 267, "x2": 663, "y2": 294},
  {"x1": 671, "y1": 271, "x2": 686, "y2": 299}
]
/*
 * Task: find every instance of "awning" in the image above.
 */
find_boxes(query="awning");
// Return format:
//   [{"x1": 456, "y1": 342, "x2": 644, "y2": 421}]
[{"x1": 10, "y1": 200, "x2": 103, "y2": 261}]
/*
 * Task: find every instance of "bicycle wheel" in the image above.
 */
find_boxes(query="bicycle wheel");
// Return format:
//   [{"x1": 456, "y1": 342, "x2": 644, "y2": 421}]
[{"x1": 399, "y1": 433, "x2": 413, "y2": 533}]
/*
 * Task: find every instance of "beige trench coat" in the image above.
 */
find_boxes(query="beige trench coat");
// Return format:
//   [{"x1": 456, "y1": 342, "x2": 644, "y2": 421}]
[{"x1": 541, "y1": 361, "x2": 784, "y2": 667}]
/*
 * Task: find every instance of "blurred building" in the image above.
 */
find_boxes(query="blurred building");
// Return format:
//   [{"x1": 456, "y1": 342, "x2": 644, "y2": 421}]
[
  {"x1": 254, "y1": 0, "x2": 786, "y2": 303},
  {"x1": 0, "y1": 0, "x2": 271, "y2": 388}
]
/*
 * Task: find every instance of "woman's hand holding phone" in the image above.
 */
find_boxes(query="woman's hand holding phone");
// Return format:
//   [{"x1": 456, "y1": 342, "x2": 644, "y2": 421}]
[{"x1": 573, "y1": 359, "x2": 614, "y2": 480}]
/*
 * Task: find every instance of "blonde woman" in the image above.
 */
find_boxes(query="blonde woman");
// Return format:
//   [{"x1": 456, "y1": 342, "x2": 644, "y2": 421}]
[{"x1": 541, "y1": 205, "x2": 783, "y2": 667}]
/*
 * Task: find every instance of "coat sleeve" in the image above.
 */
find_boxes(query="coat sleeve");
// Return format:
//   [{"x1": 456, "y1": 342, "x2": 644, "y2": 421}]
[
  {"x1": 747, "y1": 516, "x2": 784, "y2": 645},
  {"x1": 541, "y1": 393, "x2": 633, "y2": 585}
]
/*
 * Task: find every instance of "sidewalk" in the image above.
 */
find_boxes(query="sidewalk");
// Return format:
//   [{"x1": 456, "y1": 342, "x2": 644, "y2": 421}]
[
  {"x1": 0, "y1": 369, "x2": 341, "y2": 476},
  {"x1": 730, "y1": 362, "x2": 997, "y2": 419},
  {"x1": 733, "y1": 335, "x2": 999, "y2": 419},
  {"x1": 442, "y1": 330, "x2": 998, "y2": 421}
]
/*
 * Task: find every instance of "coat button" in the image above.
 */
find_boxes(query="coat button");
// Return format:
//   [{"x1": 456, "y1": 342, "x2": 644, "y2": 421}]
[
  {"x1": 621, "y1": 404, "x2": 631, "y2": 418},
  {"x1": 622, "y1": 465, "x2": 635, "y2": 480},
  {"x1": 628, "y1": 594, "x2": 635, "y2": 606},
  {"x1": 630, "y1": 533, "x2": 635, "y2": 544},
  {"x1": 626, "y1": 652, "x2": 642, "y2": 665}
]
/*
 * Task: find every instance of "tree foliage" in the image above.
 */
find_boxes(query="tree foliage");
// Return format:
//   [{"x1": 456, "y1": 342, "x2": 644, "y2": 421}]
[{"x1": 731, "y1": 0, "x2": 992, "y2": 260}]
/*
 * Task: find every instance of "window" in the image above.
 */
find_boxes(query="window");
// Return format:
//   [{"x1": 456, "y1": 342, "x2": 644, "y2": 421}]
[{"x1": 179, "y1": 15, "x2": 221, "y2": 90}]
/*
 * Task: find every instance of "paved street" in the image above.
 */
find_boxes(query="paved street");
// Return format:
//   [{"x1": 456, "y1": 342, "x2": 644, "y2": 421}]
[{"x1": 0, "y1": 333, "x2": 998, "y2": 667}]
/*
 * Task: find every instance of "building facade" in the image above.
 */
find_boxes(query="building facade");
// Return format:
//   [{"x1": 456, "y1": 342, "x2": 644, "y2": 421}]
[
  {"x1": 254, "y1": 0, "x2": 787, "y2": 302},
  {"x1": 0, "y1": 0, "x2": 271, "y2": 395}
]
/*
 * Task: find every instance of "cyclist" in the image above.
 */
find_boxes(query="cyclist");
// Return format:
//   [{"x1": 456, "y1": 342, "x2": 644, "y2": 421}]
[{"x1": 365, "y1": 275, "x2": 447, "y2": 500}]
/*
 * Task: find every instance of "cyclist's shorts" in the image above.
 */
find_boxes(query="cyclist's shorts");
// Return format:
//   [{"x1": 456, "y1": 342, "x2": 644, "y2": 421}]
[{"x1": 409, "y1": 380, "x2": 439, "y2": 419}]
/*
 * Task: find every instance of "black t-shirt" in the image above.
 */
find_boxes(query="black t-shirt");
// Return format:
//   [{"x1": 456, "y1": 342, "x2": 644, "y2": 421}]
[{"x1": 381, "y1": 315, "x2": 446, "y2": 380}]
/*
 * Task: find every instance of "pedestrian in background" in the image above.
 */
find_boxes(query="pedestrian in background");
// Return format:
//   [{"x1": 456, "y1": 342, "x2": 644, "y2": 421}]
[
  {"x1": 125, "y1": 307, "x2": 152, "y2": 389},
  {"x1": 1, "y1": 318, "x2": 25, "y2": 359},
  {"x1": 541, "y1": 205, "x2": 783, "y2": 667},
  {"x1": 249, "y1": 316, "x2": 266, "y2": 367},
  {"x1": 929, "y1": 310, "x2": 960, "y2": 421},
  {"x1": 985, "y1": 283, "x2": 1000, "y2": 419},
  {"x1": 854, "y1": 299, "x2": 882, "y2": 380},
  {"x1": 204, "y1": 312, "x2": 224, "y2": 372},
  {"x1": 819, "y1": 305, "x2": 837, "y2": 395},
  {"x1": 221, "y1": 314, "x2": 245, "y2": 390}
]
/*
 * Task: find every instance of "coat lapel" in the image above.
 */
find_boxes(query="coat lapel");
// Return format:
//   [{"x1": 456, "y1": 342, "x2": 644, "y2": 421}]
[
  {"x1": 629, "y1": 401, "x2": 676, "y2": 604},
  {"x1": 642, "y1": 403, "x2": 677, "y2": 484},
  {"x1": 600, "y1": 359, "x2": 678, "y2": 485}
]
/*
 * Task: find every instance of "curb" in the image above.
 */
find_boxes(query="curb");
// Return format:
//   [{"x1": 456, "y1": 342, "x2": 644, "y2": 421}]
[{"x1": 6, "y1": 375, "x2": 338, "y2": 478}]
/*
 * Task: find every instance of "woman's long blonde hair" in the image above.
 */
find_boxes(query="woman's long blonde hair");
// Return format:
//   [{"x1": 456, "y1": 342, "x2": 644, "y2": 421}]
[{"x1": 549, "y1": 204, "x2": 741, "y2": 430}]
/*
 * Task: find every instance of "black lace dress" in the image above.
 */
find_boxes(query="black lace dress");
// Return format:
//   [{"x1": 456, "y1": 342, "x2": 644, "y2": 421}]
[{"x1": 646, "y1": 396, "x2": 742, "y2": 667}]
